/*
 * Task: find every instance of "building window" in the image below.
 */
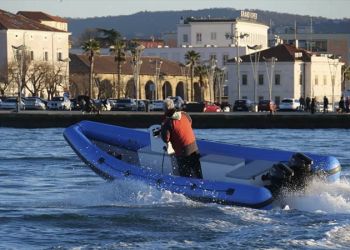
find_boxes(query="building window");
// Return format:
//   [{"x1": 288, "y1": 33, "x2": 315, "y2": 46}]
[
  {"x1": 242, "y1": 96, "x2": 248, "y2": 100},
  {"x1": 210, "y1": 32, "x2": 217, "y2": 40},
  {"x1": 30, "y1": 51, "x2": 34, "y2": 61},
  {"x1": 196, "y1": 33, "x2": 202, "y2": 43},
  {"x1": 210, "y1": 54, "x2": 216, "y2": 61},
  {"x1": 57, "y1": 52, "x2": 62, "y2": 61},
  {"x1": 258, "y1": 74, "x2": 264, "y2": 85},
  {"x1": 275, "y1": 96, "x2": 281, "y2": 105},
  {"x1": 315, "y1": 75, "x2": 318, "y2": 85},
  {"x1": 258, "y1": 96, "x2": 264, "y2": 102},
  {"x1": 183, "y1": 34, "x2": 188, "y2": 43},
  {"x1": 223, "y1": 54, "x2": 229, "y2": 65},
  {"x1": 242, "y1": 74, "x2": 247, "y2": 85},
  {"x1": 275, "y1": 74, "x2": 281, "y2": 85},
  {"x1": 299, "y1": 74, "x2": 303, "y2": 85},
  {"x1": 44, "y1": 51, "x2": 49, "y2": 61}
]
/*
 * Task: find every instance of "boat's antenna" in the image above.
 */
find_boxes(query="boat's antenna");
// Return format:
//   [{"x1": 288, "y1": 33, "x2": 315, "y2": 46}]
[{"x1": 161, "y1": 145, "x2": 167, "y2": 174}]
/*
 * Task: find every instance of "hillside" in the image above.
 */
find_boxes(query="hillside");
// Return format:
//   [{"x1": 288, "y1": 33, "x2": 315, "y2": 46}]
[{"x1": 67, "y1": 8, "x2": 350, "y2": 46}]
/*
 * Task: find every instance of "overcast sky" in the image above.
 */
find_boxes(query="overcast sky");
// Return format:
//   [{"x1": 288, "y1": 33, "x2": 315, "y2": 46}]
[{"x1": 2, "y1": 0, "x2": 349, "y2": 19}]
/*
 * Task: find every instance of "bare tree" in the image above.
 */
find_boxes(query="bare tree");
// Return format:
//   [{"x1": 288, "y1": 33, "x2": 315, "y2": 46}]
[
  {"x1": 0, "y1": 64, "x2": 13, "y2": 96},
  {"x1": 44, "y1": 63, "x2": 65, "y2": 100},
  {"x1": 26, "y1": 61, "x2": 50, "y2": 97}
]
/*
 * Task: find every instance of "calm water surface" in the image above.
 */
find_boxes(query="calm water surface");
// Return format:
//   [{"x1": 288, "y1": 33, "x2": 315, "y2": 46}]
[{"x1": 0, "y1": 127, "x2": 350, "y2": 249}]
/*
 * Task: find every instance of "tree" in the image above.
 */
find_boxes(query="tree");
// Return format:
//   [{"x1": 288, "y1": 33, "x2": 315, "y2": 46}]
[
  {"x1": 97, "y1": 28, "x2": 122, "y2": 48},
  {"x1": 26, "y1": 61, "x2": 50, "y2": 97},
  {"x1": 185, "y1": 50, "x2": 200, "y2": 101},
  {"x1": 110, "y1": 40, "x2": 126, "y2": 98},
  {"x1": 0, "y1": 64, "x2": 13, "y2": 96},
  {"x1": 44, "y1": 63, "x2": 66, "y2": 100},
  {"x1": 81, "y1": 39, "x2": 100, "y2": 98}
]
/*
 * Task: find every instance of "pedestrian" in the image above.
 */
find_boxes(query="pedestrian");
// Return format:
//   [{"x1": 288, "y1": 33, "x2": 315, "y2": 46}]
[
  {"x1": 305, "y1": 96, "x2": 311, "y2": 112},
  {"x1": 346, "y1": 96, "x2": 350, "y2": 113},
  {"x1": 310, "y1": 97, "x2": 316, "y2": 114},
  {"x1": 299, "y1": 96, "x2": 305, "y2": 111},
  {"x1": 323, "y1": 96, "x2": 329, "y2": 113},
  {"x1": 161, "y1": 98, "x2": 202, "y2": 179},
  {"x1": 339, "y1": 96, "x2": 345, "y2": 113}
]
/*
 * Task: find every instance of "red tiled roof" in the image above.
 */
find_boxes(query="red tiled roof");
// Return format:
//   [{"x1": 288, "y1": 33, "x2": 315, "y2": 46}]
[
  {"x1": 230, "y1": 44, "x2": 312, "y2": 63},
  {"x1": 17, "y1": 11, "x2": 67, "y2": 23},
  {"x1": 0, "y1": 9, "x2": 66, "y2": 32},
  {"x1": 70, "y1": 54, "x2": 184, "y2": 76}
]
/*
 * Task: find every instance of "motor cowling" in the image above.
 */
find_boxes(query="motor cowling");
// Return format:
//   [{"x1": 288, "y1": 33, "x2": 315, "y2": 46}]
[{"x1": 263, "y1": 153, "x2": 314, "y2": 197}]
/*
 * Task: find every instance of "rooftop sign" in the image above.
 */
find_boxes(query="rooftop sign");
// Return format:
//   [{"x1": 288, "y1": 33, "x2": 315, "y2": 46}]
[{"x1": 240, "y1": 10, "x2": 258, "y2": 20}]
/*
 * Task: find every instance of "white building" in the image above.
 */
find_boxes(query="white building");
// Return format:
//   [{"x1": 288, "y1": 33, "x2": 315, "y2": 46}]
[
  {"x1": 144, "y1": 12, "x2": 269, "y2": 68},
  {"x1": 0, "y1": 9, "x2": 70, "y2": 97},
  {"x1": 227, "y1": 44, "x2": 344, "y2": 108}
]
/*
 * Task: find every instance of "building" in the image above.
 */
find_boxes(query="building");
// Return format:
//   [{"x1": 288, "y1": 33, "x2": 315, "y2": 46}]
[
  {"x1": 0, "y1": 9, "x2": 70, "y2": 98},
  {"x1": 69, "y1": 54, "x2": 207, "y2": 101},
  {"x1": 17, "y1": 11, "x2": 68, "y2": 32},
  {"x1": 226, "y1": 44, "x2": 343, "y2": 108},
  {"x1": 274, "y1": 27, "x2": 350, "y2": 64},
  {"x1": 144, "y1": 11, "x2": 269, "y2": 68}
]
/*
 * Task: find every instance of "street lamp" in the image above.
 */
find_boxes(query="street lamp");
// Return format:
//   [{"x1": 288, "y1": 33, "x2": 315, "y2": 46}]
[
  {"x1": 149, "y1": 58, "x2": 163, "y2": 100},
  {"x1": 263, "y1": 56, "x2": 277, "y2": 101},
  {"x1": 181, "y1": 64, "x2": 190, "y2": 101},
  {"x1": 215, "y1": 67, "x2": 226, "y2": 104},
  {"x1": 12, "y1": 45, "x2": 26, "y2": 112},
  {"x1": 59, "y1": 57, "x2": 71, "y2": 96},
  {"x1": 247, "y1": 44, "x2": 262, "y2": 111},
  {"x1": 203, "y1": 58, "x2": 217, "y2": 102},
  {"x1": 328, "y1": 55, "x2": 341, "y2": 112},
  {"x1": 130, "y1": 44, "x2": 145, "y2": 99},
  {"x1": 225, "y1": 25, "x2": 249, "y2": 101}
]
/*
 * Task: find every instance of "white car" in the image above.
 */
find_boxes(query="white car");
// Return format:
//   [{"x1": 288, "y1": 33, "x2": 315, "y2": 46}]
[
  {"x1": 47, "y1": 96, "x2": 71, "y2": 110},
  {"x1": 278, "y1": 98, "x2": 301, "y2": 111},
  {"x1": 0, "y1": 97, "x2": 25, "y2": 110}
]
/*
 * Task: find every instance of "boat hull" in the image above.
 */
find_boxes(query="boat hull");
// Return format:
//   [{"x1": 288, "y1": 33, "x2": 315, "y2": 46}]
[{"x1": 64, "y1": 120, "x2": 341, "y2": 209}]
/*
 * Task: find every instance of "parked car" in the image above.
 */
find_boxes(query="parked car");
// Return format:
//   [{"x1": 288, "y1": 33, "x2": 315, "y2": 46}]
[
  {"x1": 258, "y1": 99, "x2": 277, "y2": 112},
  {"x1": 149, "y1": 100, "x2": 164, "y2": 111},
  {"x1": 112, "y1": 98, "x2": 138, "y2": 111},
  {"x1": 0, "y1": 97, "x2": 25, "y2": 110},
  {"x1": 24, "y1": 97, "x2": 46, "y2": 110},
  {"x1": 182, "y1": 102, "x2": 204, "y2": 112},
  {"x1": 278, "y1": 98, "x2": 301, "y2": 111},
  {"x1": 94, "y1": 99, "x2": 112, "y2": 111},
  {"x1": 168, "y1": 96, "x2": 185, "y2": 110},
  {"x1": 233, "y1": 99, "x2": 254, "y2": 111},
  {"x1": 203, "y1": 102, "x2": 222, "y2": 112},
  {"x1": 47, "y1": 96, "x2": 71, "y2": 110},
  {"x1": 137, "y1": 100, "x2": 146, "y2": 111}
]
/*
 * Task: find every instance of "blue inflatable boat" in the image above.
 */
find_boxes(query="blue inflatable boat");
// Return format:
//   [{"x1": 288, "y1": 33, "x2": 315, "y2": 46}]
[{"x1": 64, "y1": 120, "x2": 341, "y2": 209}]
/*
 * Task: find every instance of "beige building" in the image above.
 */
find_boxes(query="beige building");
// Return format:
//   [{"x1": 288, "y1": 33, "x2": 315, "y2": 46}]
[
  {"x1": 0, "y1": 9, "x2": 70, "y2": 98},
  {"x1": 227, "y1": 44, "x2": 344, "y2": 108},
  {"x1": 70, "y1": 54, "x2": 206, "y2": 102}
]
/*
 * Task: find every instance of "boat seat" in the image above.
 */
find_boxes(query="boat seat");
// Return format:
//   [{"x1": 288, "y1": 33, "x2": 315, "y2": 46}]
[
  {"x1": 200, "y1": 154, "x2": 245, "y2": 182},
  {"x1": 226, "y1": 160, "x2": 274, "y2": 180}
]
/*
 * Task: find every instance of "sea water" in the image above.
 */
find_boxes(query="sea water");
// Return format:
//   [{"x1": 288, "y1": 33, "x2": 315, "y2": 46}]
[{"x1": 0, "y1": 127, "x2": 349, "y2": 249}]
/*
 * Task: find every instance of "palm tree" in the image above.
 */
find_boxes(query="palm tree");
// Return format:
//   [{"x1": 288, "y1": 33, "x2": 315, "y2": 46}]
[
  {"x1": 81, "y1": 39, "x2": 100, "y2": 98},
  {"x1": 110, "y1": 40, "x2": 126, "y2": 98},
  {"x1": 185, "y1": 50, "x2": 200, "y2": 101},
  {"x1": 194, "y1": 65, "x2": 208, "y2": 102},
  {"x1": 97, "y1": 28, "x2": 122, "y2": 48}
]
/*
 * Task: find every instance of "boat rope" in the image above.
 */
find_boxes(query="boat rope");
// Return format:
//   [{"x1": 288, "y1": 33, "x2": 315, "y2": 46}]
[{"x1": 98, "y1": 157, "x2": 236, "y2": 196}]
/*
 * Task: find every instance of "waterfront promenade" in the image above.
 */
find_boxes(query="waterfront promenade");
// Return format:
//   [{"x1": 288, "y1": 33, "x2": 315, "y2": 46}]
[{"x1": 0, "y1": 110, "x2": 350, "y2": 128}]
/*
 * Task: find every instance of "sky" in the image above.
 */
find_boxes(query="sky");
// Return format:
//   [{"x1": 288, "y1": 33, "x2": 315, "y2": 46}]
[{"x1": 1, "y1": 0, "x2": 350, "y2": 19}]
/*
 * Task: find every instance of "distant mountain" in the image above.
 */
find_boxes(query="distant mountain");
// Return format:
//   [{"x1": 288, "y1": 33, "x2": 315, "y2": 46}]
[{"x1": 67, "y1": 8, "x2": 350, "y2": 46}]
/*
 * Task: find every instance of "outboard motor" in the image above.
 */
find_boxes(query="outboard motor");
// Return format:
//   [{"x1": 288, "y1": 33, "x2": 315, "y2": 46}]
[
  {"x1": 287, "y1": 153, "x2": 313, "y2": 191},
  {"x1": 263, "y1": 153, "x2": 314, "y2": 197}
]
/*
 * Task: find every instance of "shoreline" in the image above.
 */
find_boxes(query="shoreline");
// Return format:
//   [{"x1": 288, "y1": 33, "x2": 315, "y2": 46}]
[{"x1": 0, "y1": 111, "x2": 350, "y2": 129}]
